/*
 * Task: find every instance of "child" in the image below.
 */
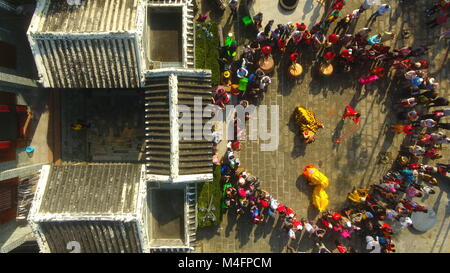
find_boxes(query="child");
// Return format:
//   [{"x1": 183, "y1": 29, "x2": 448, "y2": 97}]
[{"x1": 342, "y1": 105, "x2": 361, "y2": 124}]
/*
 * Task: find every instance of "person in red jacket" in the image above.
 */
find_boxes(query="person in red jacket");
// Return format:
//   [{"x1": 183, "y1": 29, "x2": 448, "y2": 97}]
[
  {"x1": 331, "y1": 0, "x2": 346, "y2": 12},
  {"x1": 328, "y1": 33, "x2": 340, "y2": 44},
  {"x1": 289, "y1": 52, "x2": 299, "y2": 64},
  {"x1": 426, "y1": 13, "x2": 449, "y2": 28},
  {"x1": 335, "y1": 240, "x2": 347, "y2": 253},
  {"x1": 426, "y1": 0, "x2": 450, "y2": 17},
  {"x1": 340, "y1": 48, "x2": 355, "y2": 62},
  {"x1": 324, "y1": 51, "x2": 336, "y2": 61},
  {"x1": 391, "y1": 124, "x2": 413, "y2": 134},
  {"x1": 277, "y1": 39, "x2": 287, "y2": 53},
  {"x1": 342, "y1": 105, "x2": 361, "y2": 124}
]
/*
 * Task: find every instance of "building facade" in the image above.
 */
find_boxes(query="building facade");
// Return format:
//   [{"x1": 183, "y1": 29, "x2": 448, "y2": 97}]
[
  {"x1": 28, "y1": 0, "x2": 196, "y2": 88},
  {"x1": 24, "y1": 0, "x2": 214, "y2": 253}
]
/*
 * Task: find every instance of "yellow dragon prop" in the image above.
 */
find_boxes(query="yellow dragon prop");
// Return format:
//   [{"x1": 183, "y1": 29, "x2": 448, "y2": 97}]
[{"x1": 294, "y1": 106, "x2": 323, "y2": 143}]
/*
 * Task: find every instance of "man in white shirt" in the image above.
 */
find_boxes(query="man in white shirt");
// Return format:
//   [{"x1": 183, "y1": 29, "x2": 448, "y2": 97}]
[
  {"x1": 259, "y1": 76, "x2": 271, "y2": 90},
  {"x1": 368, "y1": 4, "x2": 391, "y2": 22},
  {"x1": 366, "y1": 236, "x2": 381, "y2": 253}
]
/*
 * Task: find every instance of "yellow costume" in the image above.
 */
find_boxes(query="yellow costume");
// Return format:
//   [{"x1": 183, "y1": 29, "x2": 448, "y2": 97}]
[
  {"x1": 294, "y1": 107, "x2": 323, "y2": 143},
  {"x1": 347, "y1": 189, "x2": 369, "y2": 203},
  {"x1": 302, "y1": 164, "x2": 329, "y2": 212}
]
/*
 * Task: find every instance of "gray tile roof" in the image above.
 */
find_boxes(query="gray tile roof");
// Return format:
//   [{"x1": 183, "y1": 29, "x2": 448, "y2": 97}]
[
  {"x1": 144, "y1": 76, "x2": 171, "y2": 175},
  {"x1": 39, "y1": 220, "x2": 142, "y2": 253},
  {"x1": 38, "y1": 164, "x2": 141, "y2": 214},
  {"x1": 144, "y1": 72, "x2": 213, "y2": 178},
  {"x1": 38, "y1": 0, "x2": 138, "y2": 33},
  {"x1": 33, "y1": 38, "x2": 140, "y2": 88},
  {"x1": 177, "y1": 76, "x2": 212, "y2": 175}
]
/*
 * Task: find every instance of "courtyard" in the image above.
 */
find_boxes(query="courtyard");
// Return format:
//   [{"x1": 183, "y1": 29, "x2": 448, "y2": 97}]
[{"x1": 195, "y1": 0, "x2": 450, "y2": 253}]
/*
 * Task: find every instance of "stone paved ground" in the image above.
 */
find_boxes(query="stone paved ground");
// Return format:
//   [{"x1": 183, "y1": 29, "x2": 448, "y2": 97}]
[
  {"x1": 196, "y1": 0, "x2": 450, "y2": 253},
  {"x1": 61, "y1": 89, "x2": 145, "y2": 163}
]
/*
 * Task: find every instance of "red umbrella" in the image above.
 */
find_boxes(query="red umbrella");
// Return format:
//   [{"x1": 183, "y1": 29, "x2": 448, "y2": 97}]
[{"x1": 262, "y1": 45, "x2": 272, "y2": 55}]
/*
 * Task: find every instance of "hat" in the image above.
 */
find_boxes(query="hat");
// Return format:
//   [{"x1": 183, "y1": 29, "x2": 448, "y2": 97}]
[
  {"x1": 238, "y1": 188, "x2": 246, "y2": 198},
  {"x1": 277, "y1": 204, "x2": 286, "y2": 213},
  {"x1": 403, "y1": 217, "x2": 413, "y2": 226},
  {"x1": 298, "y1": 23, "x2": 307, "y2": 31},
  {"x1": 260, "y1": 199, "x2": 269, "y2": 208},
  {"x1": 332, "y1": 212, "x2": 342, "y2": 221},
  {"x1": 325, "y1": 51, "x2": 336, "y2": 60},
  {"x1": 412, "y1": 76, "x2": 423, "y2": 86},
  {"x1": 293, "y1": 219, "x2": 303, "y2": 230},
  {"x1": 286, "y1": 207, "x2": 295, "y2": 217},
  {"x1": 238, "y1": 177, "x2": 245, "y2": 185}
]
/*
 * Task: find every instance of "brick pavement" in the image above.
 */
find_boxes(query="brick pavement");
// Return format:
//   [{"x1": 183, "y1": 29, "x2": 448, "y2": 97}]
[{"x1": 196, "y1": 0, "x2": 450, "y2": 253}]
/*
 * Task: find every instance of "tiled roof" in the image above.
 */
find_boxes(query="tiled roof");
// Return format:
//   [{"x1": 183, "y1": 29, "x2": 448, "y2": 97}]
[
  {"x1": 38, "y1": 164, "x2": 141, "y2": 214},
  {"x1": 144, "y1": 71, "x2": 213, "y2": 179},
  {"x1": 39, "y1": 220, "x2": 142, "y2": 253},
  {"x1": 144, "y1": 76, "x2": 171, "y2": 175},
  {"x1": 177, "y1": 76, "x2": 213, "y2": 175},
  {"x1": 38, "y1": 0, "x2": 138, "y2": 33}
]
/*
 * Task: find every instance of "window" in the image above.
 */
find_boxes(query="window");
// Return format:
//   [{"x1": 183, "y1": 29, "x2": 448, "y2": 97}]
[{"x1": 0, "y1": 41, "x2": 17, "y2": 70}]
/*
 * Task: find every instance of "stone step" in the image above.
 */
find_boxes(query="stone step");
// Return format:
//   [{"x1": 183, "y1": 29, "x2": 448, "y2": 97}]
[
  {"x1": 144, "y1": 137, "x2": 171, "y2": 144},
  {"x1": 144, "y1": 89, "x2": 169, "y2": 96},
  {"x1": 145, "y1": 101, "x2": 170, "y2": 106},
  {"x1": 177, "y1": 89, "x2": 211, "y2": 96},
  {"x1": 145, "y1": 149, "x2": 171, "y2": 156},
  {"x1": 145, "y1": 126, "x2": 171, "y2": 132},
  {"x1": 146, "y1": 167, "x2": 170, "y2": 175},
  {"x1": 144, "y1": 109, "x2": 169, "y2": 115},
  {"x1": 179, "y1": 167, "x2": 212, "y2": 175},
  {"x1": 145, "y1": 119, "x2": 171, "y2": 125},
  {"x1": 145, "y1": 83, "x2": 169, "y2": 89},
  {"x1": 144, "y1": 114, "x2": 169, "y2": 121},
  {"x1": 144, "y1": 130, "x2": 171, "y2": 136},
  {"x1": 144, "y1": 143, "x2": 171, "y2": 150}
]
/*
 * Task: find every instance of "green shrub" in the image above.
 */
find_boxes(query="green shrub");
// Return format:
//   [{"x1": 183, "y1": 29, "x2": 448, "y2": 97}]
[
  {"x1": 195, "y1": 22, "x2": 220, "y2": 86},
  {"x1": 197, "y1": 165, "x2": 223, "y2": 227}
]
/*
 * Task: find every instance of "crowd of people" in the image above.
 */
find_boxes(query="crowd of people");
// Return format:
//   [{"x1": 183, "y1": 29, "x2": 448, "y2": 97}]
[{"x1": 207, "y1": 0, "x2": 449, "y2": 253}]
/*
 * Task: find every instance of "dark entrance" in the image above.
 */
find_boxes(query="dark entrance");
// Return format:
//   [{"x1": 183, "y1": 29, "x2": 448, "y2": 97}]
[
  {"x1": 147, "y1": 7, "x2": 183, "y2": 63},
  {"x1": 151, "y1": 189, "x2": 185, "y2": 241}
]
